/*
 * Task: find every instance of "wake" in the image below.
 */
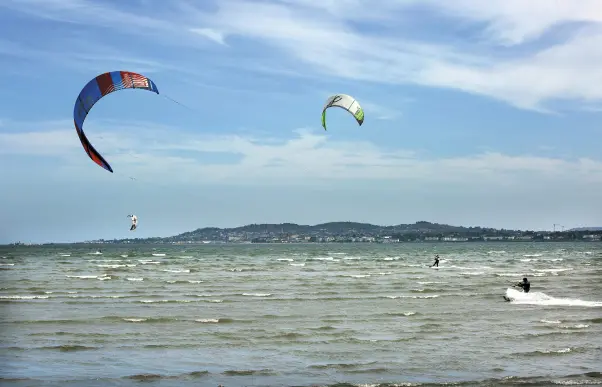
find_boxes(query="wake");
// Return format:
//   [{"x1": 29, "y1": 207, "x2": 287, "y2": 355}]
[{"x1": 505, "y1": 288, "x2": 602, "y2": 307}]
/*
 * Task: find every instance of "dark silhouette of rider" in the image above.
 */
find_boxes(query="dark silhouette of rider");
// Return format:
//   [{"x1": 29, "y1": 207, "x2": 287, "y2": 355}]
[
  {"x1": 431, "y1": 255, "x2": 440, "y2": 267},
  {"x1": 515, "y1": 277, "x2": 530, "y2": 293}
]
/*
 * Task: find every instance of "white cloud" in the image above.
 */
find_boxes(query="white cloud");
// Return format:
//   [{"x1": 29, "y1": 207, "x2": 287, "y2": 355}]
[
  {"x1": 0, "y1": 0, "x2": 171, "y2": 34},
  {"x1": 190, "y1": 28, "x2": 227, "y2": 45},
  {"x1": 3, "y1": 0, "x2": 602, "y2": 111},
  {"x1": 268, "y1": 0, "x2": 602, "y2": 46},
  {"x1": 188, "y1": 0, "x2": 602, "y2": 111},
  {"x1": 0, "y1": 129, "x2": 78, "y2": 156},
  {"x1": 2, "y1": 122, "x2": 602, "y2": 190},
  {"x1": 0, "y1": 38, "x2": 171, "y2": 75},
  {"x1": 409, "y1": 0, "x2": 602, "y2": 46}
]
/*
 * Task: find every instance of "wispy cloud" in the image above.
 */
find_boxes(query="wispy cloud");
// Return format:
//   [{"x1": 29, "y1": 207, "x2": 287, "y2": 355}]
[
  {"x1": 190, "y1": 28, "x2": 227, "y2": 45},
  {"x1": 0, "y1": 0, "x2": 171, "y2": 36},
  {"x1": 579, "y1": 104, "x2": 602, "y2": 113},
  {"x1": 4, "y1": 0, "x2": 602, "y2": 112},
  {"x1": 2, "y1": 121, "x2": 601, "y2": 190},
  {"x1": 360, "y1": 101, "x2": 402, "y2": 121},
  {"x1": 188, "y1": 0, "x2": 602, "y2": 111},
  {"x1": 0, "y1": 37, "x2": 170, "y2": 75},
  {"x1": 409, "y1": 0, "x2": 602, "y2": 46}
]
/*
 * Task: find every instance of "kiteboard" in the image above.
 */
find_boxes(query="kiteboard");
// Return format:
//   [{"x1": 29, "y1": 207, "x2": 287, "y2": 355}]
[{"x1": 503, "y1": 295, "x2": 511, "y2": 302}]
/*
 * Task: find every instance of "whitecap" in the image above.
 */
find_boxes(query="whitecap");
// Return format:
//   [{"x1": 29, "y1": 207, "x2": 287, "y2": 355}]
[
  {"x1": 505, "y1": 288, "x2": 602, "y2": 307},
  {"x1": 162, "y1": 269, "x2": 190, "y2": 273}
]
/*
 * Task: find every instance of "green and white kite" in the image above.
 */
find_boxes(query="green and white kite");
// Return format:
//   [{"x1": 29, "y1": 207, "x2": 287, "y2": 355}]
[{"x1": 321, "y1": 94, "x2": 364, "y2": 130}]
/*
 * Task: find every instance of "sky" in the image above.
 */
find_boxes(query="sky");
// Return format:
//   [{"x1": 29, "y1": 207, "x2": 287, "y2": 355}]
[{"x1": 1, "y1": 0, "x2": 601, "y2": 243}]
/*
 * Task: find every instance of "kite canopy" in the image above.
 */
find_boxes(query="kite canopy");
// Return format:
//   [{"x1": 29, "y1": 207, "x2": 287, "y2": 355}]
[
  {"x1": 73, "y1": 71, "x2": 160, "y2": 173},
  {"x1": 321, "y1": 94, "x2": 364, "y2": 130}
]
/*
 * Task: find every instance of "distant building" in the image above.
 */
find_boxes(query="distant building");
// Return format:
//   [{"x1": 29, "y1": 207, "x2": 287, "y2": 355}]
[
  {"x1": 583, "y1": 234, "x2": 601, "y2": 241},
  {"x1": 483, "y1": 236, "x2": 505, "y2": 241}
]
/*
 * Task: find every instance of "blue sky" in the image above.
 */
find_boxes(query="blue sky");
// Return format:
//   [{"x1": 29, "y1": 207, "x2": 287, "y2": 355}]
[{"x1": 1, "y1": 0, "x2": 601, "y2": 243}]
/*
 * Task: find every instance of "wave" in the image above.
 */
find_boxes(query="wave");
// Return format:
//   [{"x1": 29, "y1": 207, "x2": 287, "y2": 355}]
[
  {"x1": 10, "y1": 371, "x2": 601, "y2": 386},
  {"x1": 41, "y1": 345, "x2": 98, "y2": 352},
  {"x1": 242, "y1": 293, "x2": 272, "y2": 297},
  {"x1": 65, "y1": 274, "x2": 111, "y2": 280},
  {"x1": 517, "y1": 347, "x2": 578, "y2": 357},
  {"x1": 0, "y1": 295, "x2": 49, "y2": 300},
  {"x1": 385, "y1": 295, "x2": 440, "y2": 299}
]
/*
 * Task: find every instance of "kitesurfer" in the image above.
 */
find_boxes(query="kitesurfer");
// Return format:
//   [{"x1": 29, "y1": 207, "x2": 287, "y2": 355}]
[
  {"x1": 128, "y1": 215, "x2": 138, "y2": 231},
  {"x1": 431, "y1": 255, "x2": 440, "y2": 267},
  {"x1": 515, "y1": 277, "x2": 530, "y2": 293}
]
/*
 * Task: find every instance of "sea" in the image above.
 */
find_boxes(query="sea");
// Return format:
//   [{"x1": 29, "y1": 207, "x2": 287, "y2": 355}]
[{"x1": 0, "y1": 242, "x2": 601, "y2": 387}]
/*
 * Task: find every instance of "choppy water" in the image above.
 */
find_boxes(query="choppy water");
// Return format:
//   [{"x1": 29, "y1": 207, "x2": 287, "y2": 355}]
[{"x1": 1, "y1": 242, "x2": 601, "y2": 387}]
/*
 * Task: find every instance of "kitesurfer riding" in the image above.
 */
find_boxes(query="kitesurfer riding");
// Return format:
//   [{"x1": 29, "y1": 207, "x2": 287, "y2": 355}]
[
  {"x1": 431, "y1": 254, "x2": 440, "y2": 267},
  {"x1": 514, "y1": 277, "x2": 530, "y2": 293},
  {"x1": 128, "y1": 215, "x2": 138, "y2": 231}
]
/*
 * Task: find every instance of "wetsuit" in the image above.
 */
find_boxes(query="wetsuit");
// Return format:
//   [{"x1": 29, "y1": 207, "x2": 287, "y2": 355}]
[
  {"x1": 130, "y1": 215, "x2": 138, "y2": 231},
  {"x1": 432, "y1": 257, "x2": 439, "y2": 267},
  {"x1": 517, "y1": 280, "x2": 530, "y2": 293}
]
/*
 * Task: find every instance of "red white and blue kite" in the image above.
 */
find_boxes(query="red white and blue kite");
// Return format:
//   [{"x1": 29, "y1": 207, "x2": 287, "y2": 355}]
[{"x1": 73, "y1": 71, "x2": 159, "y2": 173}]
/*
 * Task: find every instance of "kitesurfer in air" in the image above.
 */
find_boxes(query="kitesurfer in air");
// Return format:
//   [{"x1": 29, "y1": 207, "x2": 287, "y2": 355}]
[
  {"x1": 431, "y1": 255, "x2": 440, "y2": 267},
  {"x1": 128, "y1": 215, "x2": 138, "y2": 231},
  {"x1": 514, "y1": 277, "x2": 530, "y2": 293}
]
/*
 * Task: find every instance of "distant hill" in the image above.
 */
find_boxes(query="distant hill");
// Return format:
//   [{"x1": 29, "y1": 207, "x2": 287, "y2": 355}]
[
  {"x1": 569, "y1": 227, "x2": 602, "y2": 231},
  {"x1": 112, "y1": 221, "x2": 525, "y2": 244},
  {"x1": 197, "y1": 220, "x2": 499, "y2": 233},
  {"x1": 174, "y1": 221, "x2": 501, "y2": 238}
]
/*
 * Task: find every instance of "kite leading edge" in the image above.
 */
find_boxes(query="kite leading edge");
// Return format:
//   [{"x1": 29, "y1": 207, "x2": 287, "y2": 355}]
[{"x1": 73, "y1": 71, "x2": 160, "y2": 173}]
